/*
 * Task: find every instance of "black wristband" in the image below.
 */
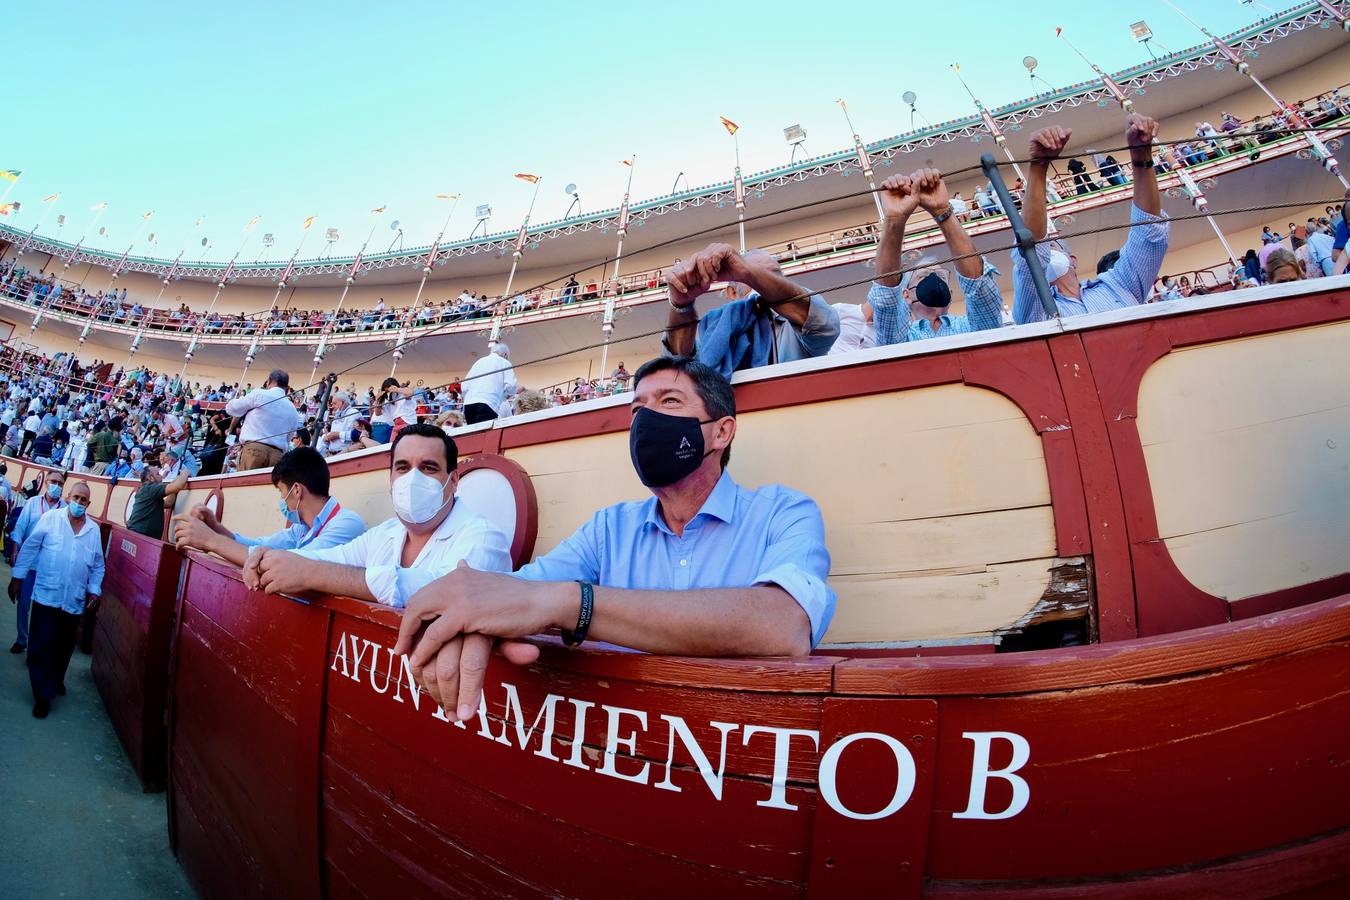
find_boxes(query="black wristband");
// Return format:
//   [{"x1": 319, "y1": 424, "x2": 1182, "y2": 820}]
[{"x1": 561, "y1": 582, "x2": 594, "y2": 647}]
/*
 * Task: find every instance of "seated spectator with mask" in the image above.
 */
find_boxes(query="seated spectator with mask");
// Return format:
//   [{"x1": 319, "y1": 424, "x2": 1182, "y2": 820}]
[
  {"x1": 391, "y1": 357, "x2": 836, "y2": 721},
  {"x1": 1012, "y1": 114, "x2": 1170, "y2": 323},
  {"x1": 171, "y1": 446, "x2": 365, "y2": 566},
  {"x1": 867, "y1": 168, "x2": 1004, "y2": 343},
  {"x1": 663, "y1": 244, "x2": 839, "y2": 375},
  {"x1": 243, "y1": 424, "x2": 511, "y2": 609}
]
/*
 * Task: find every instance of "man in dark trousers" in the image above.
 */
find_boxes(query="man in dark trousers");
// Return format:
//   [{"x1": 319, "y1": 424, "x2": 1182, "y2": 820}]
[{"x1": 10, "y1": 481, "x2": 104, "y2": 718}]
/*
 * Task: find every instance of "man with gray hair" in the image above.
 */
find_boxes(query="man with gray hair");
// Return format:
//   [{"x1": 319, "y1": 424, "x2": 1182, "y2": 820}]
[
  {"x1": 320, "y1": 390, "x2": 361, "y2": 456},
  {"x1": 461, "y1": 342, "x2": 517, "y2": 425},
  {"x1": 225, "y1": 368, "x2": 301, "y2": 471},
  {"x1": 663, "y1": 244, "x2": 839, "y2": 375},
  {"x1": 867, "y1": 169, "x2": 1004, "y2": 343}
]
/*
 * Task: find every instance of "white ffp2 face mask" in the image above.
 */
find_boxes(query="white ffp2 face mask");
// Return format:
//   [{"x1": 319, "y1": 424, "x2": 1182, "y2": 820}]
[{"x1": 391, "y1": 469, "x2": 452, "y2": 524}]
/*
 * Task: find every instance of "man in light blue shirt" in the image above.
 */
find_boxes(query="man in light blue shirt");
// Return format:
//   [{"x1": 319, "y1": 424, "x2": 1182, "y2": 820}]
[
  {"x1": 10, "y1": 481, "x2": 103, "y2": 718},
  {"x1": 8, "y1": 470, "x2": 66, "y2": 654},
  {"x1": 866, "y1": 168, "x2": 1005, "y2": 344},
  {"x1": 391, "y1": 356, "x2": 837, "y2": 722},
  {"x1": 171, "y1": 446, "x2": 365, "y2": 567},
  {"x1": 662, "y1": 243, "x2": 839, "y2": 376},
  {"x1": 1012, "y1": 114, "x2": 1170, "y2": 324}
]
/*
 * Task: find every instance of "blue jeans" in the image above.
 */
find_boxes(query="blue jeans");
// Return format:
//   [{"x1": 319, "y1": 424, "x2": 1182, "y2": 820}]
[
  {"x1": 15, "y1": 571, "x2": 36, "y2": 647},
  {"x1": 371, "y1": 422, "x2": 392, "y2": 443}
]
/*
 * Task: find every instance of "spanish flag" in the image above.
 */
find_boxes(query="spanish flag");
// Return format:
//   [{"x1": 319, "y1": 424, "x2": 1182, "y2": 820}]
[
  {"x1": 0, "y1": 203, "x2": 16, "y2": 215},
  {"x1": 620, "y1": 159, "x2": 633, "y2": 167},
  {"x1": 370, "y1": 205, "x2": 386, "y2": 214},
  {"x1": 302, "y1": 215, "x2": 316, "y2": 230},
  {"x1": 720, "y1": 116, "x2": 739, "y2": 136},
  {"x1": 514, "y1": 173, "x2": 540, "y2": 184},
  {"x1": 0, "y1": 170, "x2": 20, "y2": 182}
]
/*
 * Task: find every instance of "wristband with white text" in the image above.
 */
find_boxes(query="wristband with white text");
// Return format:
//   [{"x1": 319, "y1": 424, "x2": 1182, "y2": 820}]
[{"x1": 562, "y1": 582, "x2": 594, "y2": 647}]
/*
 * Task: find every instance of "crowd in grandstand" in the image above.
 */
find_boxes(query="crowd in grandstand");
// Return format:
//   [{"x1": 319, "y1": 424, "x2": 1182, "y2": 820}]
[{"x1": 3, "y1": 89, "x2": 1344, "y2": 354}]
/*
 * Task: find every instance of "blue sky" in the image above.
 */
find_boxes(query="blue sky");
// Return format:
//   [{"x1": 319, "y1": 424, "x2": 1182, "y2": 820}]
[{"x1": 1, "y1": 0, "x2": 1300, "y2": 260}]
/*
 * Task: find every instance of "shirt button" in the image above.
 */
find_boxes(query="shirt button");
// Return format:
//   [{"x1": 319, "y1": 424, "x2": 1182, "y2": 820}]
[{"x1": 679, "y1": 559, "x2": 688, "y2": 567}]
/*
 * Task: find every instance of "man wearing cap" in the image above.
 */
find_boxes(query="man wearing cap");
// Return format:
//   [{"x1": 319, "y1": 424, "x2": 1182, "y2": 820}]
[
  {"x1": 867, "y1": 169, "x2": 1005, "y2": 343},
  {"x1": 1012, "y1": 114, "x2": 1169, "y2": 323}
]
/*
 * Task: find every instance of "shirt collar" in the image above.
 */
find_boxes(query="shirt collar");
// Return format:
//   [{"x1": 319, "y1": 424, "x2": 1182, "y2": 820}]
[{"x1": 643, "y1": 469, "x2": 739, "y2": 535}]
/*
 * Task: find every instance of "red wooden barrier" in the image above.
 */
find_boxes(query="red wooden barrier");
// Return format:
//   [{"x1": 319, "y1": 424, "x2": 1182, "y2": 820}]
[
  {"x1": 167, "y1": 553, "x2": 328, "y2": 900},
  {"x1": 91, "y1": 525, "x2": 182, "y2": 791}
]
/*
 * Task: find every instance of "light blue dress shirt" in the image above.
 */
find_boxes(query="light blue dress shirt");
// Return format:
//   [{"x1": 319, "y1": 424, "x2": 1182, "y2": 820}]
[
  {"x1": 234, "y1": 496, "x2": 366, "y2": 552},
  {"x1": 514, "y1": 470, "x2": 836, "y2": 647},
  {"x1": 13, "y1": 508, "x2": 105, "y2": 614},
  {"x1": 870, "y1": 257, "x2": 1005, "y2": 344},
  {"x1": 1012, "y1": 204, "x2": 1170, "y2": 324}
]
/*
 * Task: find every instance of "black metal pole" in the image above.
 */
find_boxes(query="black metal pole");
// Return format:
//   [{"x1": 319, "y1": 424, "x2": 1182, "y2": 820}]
[
  {"x1": 310, "y1": 373, "x2": 336, "y2": 449},
  {"x1": 980, "y1": 153, "x2": 1059, "y2": 320}
]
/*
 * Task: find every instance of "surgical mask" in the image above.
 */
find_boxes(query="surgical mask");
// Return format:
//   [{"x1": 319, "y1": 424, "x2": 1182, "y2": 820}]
[
  {"x1": 69, "y1": 501, "x2": 87, "y2": 518},
  {"x1": 278, "y1": 487, "x2": 303, "y2": 526},
  {"x1": 628, "y1": 407, "x2": 718, "y2": 488},
  {"x1": 1044, "y1": 249, "x2": 1072, "y2": 282},
  {"x1": 391, "y1": 469, "x2": 452, "y2": 524},
  {"x1": 46, "y1": 484, "x2": 61, "y2": 501}
]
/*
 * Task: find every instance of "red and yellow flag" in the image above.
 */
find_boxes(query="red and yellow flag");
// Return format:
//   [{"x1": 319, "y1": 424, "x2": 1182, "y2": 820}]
[
  {"x1": 0, "y1": 170, "x2": 20, "y2": 183},
  {"x1": 0, "y1": 203, "x2": 16, "y2": 215},
  {"x1": 720, "y1": 116, "x2": 739, "y2": 135},
  {"x1": 302, "y1": 215, "x2": 316, "y2": 230},
  {"x1": 514, "y1": 173, "x2": 540, "y2": 184}
]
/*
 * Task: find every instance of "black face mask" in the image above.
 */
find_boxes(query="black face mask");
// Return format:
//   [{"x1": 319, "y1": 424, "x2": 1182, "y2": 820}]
[{"x1": 629, "y1": 407, "x2": 718, "y2": 488}]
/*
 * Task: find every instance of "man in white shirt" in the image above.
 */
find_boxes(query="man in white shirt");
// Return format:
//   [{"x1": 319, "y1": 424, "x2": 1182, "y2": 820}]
[
  {"x1": 224, "y1": 368, "x2": 301, "y2": 472},
  {"x1": 827, "y1": 300, "x2": 876, "y2": 354},
  {"x1": 244, "y1": 424, "x2": 511, "y2": 608},
  {"x1": 9, "y1": 470, "x2": 66, "y2": 653},
  {"x1": 320, "y1": 391, "x2": 361, "y2": 456},
  {"x1": 461, "y1": 343, "x2": 517, "y2": 425},
  {"x1": 19, "y1": 410, "x2": 41, "y2": 457},
  {"x1": 172, "y1": 446, "x2": 366, "y2": 567},
  {"x1": 10, "y1": 481, "x2": 103, "y2": 718}
]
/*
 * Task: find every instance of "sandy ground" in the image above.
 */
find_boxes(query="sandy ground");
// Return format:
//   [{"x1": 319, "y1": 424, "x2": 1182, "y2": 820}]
[{"x1": 0, "y1": 558, "x2": 192, "y2": 899}]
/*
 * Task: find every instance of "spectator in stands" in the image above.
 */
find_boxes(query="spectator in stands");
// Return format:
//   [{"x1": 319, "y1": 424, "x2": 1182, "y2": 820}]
[
  {"x1": 1013, "y1": 115, "x2": 1169, "y2": 324},
  {"x1": 18, "y1": 409, "x2": 40, "y2": 458},
  {"x1": 1305, "y1": 222, "x2": 1336, "y2": 277},
  {"x1": 1288, "y1": 222, "x2": 1305, "y2": 251},
  {"x1": 867, "y1": 169, "x2": 1004, "y2": 343},
  {"x1": 224, "y1": 369, "x2": 300, "y2": 472},
  {"x1": 8, "y1": 470, "x2": 65, "y2": 654},
  {"x1": 243, "y1": 424, "x2": 510, "y2": 609},
  {"x1": 10, "y1": 480, "x2": 102, "y2": 719},
  {"x1": 172, "y1": 447, "x2": 365, "y2": 567},
  {"x1": 320, "y1": 391, "x2": 361, "y2": 455},
  {"x1": 461, "y1": 344, "x2": 517, "y2": 425},
  {"x1": 1264, "y1": 248, "x2": 1302, "y2": 284},
  {"x1": 663, "y1": 244, "x2": 839, "y2": 375},
  {"x1": 392, "y1": 356, "x2": 835, "y2": 718},
  {"x1": 611, "y1": 362, "x2": 632, "y2": 389},
  {"x1": 126, "y1": 465, "x2": 189, "y2": 540},
  {"x1": 1242, "y1": 249, "x2": 1263, "y2": 285}
]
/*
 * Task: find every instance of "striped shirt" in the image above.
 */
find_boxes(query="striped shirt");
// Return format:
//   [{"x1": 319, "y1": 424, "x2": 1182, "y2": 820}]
[
  {"x1": 870, "y1": 257, "x2": 1005, "y2": 344},
  {"x1": 1012, "y1": 204, "x2": 1170, "y2": 324}
]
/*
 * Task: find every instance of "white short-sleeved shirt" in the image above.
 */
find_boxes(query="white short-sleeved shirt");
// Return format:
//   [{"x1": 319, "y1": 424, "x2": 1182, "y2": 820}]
[{"x1": 292, "y1": 499, "x2": 511, "y2": 608}]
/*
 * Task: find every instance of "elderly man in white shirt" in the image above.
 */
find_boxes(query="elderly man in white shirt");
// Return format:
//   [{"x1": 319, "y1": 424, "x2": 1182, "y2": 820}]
[
  {"x1": 224, "y1": 368, "x2": 302, "y2": 472},
  {"x1": 320, "y1": 391, "x2": 361, "y2": 456},
  {"x1": 244, "y1": 424, "x2": 511, "y2": 608},
  {"x1": 10, "y1": 481, "x2": 103, "y2": 718},
  {"x1": 461, "y1": 343, "x2": 517, "y2": 425}
]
